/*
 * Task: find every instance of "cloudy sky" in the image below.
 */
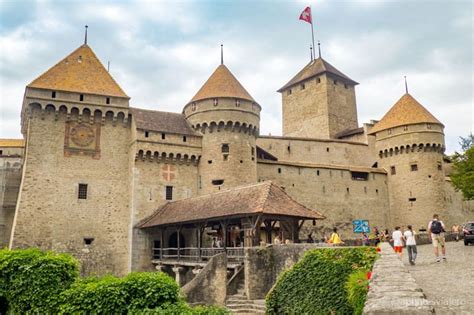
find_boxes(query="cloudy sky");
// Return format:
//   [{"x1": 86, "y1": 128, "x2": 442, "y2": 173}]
[{"x1": 0, "y1": 0, "x2": 472, "y2": 153}]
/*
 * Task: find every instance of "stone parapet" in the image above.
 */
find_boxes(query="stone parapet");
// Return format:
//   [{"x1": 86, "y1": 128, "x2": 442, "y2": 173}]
[{"x1": 363, "y1": 242, "x2": 434, "y2": 314}]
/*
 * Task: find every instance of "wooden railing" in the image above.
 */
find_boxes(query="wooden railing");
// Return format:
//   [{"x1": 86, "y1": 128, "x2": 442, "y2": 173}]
[{"x1": 152, "y1": 247, "x2": 244, "y2": 262}]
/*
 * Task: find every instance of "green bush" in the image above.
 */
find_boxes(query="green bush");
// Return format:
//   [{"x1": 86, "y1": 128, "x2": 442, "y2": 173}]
[
  {"x1": 266, "y1": 247, "x2": 377, "y2": 314},
  {"x1": 138, "y1": 303, "x2": 229, "y2": 315},
  {"x1": 0, "y1": 248, "x2": 79, "y2": 314},
  {"x1": 59, "y1": 272, "x2": 181, "y2": 313},
  {"x1": 346, "y1": 270, "x2": 369, "y2": 315}
]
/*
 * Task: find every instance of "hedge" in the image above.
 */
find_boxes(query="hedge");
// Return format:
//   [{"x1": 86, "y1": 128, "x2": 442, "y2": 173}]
[
  {"x1": 0, "y1": 248, "x2": 79, "y2": 314},
  {"x1": 266, "y1": 247, "x2": 377, "y2": 314},
  {"x1": 59, "y1": 272, "x2": 181, "y2": 313}
]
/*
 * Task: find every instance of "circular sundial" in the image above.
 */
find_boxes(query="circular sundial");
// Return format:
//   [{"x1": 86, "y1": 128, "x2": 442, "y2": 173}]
[{"x1": 70, "y1": 124, "x2": 95, "y2": 147}]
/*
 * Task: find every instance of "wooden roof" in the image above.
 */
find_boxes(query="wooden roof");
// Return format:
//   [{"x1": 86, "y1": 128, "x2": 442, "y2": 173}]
[
  {"x1": 369, "y1": 93, "x2": 443, "y2": 134},
  {"x1": 28, "y1": 44, "x2": 128, "y2": 98},
  {"x1": 139, "y1": 181, "x2": 324, "y2": 228},
  {"x1": 189, "y1": 64, "x2": 255, "y2": 103},
  {"x1": 0, "y1": 139, "x2": 24, "y2": 148},
  {"x1": 130, "y1": 108, "x2": 199, "y2": 136},
  {"x1": 278, "y1": 57, "x2": 358, "y2": 92}
]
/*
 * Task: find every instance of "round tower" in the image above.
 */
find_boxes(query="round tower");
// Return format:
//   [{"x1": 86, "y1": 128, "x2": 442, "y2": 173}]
[
  {"x1": 370, "y1": 93, "x2": 446, "y2": 230},
  {"x1": 183, "y1": 62, "x2": 261, "y2": 194}
]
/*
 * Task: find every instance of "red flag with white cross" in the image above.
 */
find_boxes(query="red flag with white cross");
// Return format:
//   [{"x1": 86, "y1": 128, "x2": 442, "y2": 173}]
[{"x1": 299, "y1": 6, "x2": 312, "y2": 24}]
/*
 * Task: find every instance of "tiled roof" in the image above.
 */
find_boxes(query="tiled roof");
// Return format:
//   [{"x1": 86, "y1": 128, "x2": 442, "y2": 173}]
[
  {"x1": 130, "y1": 108, "x2": 199, "y2": 136},
  {"x1": 0, "y1": 139, "x2": 24, "y2": 147},
  {"x1": 189, "y1": 64, "x2": 255, "y2": 103},
  {"x1": 369, "y1": 93, "x2": 443, "y2": 134},
  {"x1": 335, "y1": 127, "x2": 365, "y2": 139},
  {"x1": 139, "y1": 181, "x2": 325, "y2": 228},
  {"x1": 258, "y1": 160, "x2": 387, "y2": 174},
  {"x1": 28, "y1": 44, "x2": 128, "y2": 98},
  {"x1": 278, "y1": 57, "x2": 358, "y2": 92}
]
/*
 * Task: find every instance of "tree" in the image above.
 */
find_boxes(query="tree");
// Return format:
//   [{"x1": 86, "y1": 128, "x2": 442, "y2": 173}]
[{"x1": 450, "y1": 133, "x2": 474, "y2": 199}]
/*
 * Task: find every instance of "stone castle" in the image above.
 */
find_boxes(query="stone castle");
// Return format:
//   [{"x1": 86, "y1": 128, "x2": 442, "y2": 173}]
[{"x1": 1, "y1": 37, "x2": 472, "y2": 276}]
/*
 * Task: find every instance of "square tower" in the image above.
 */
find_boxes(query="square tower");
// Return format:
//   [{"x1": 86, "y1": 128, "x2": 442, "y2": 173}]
[{"x1": 279, "y1": 58, "x2": 359, "y2": 139}]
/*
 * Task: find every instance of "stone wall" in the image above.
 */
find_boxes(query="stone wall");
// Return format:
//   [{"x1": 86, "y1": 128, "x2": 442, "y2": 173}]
[
  {"x1": 244, "y1": 244, "x2": 328, "y2": 300},
  {"x1": 181, "y1": 253, "x2": 228, "y2": 306},
  {"x1": 257, "y1": 161, "x2": 390, "y2": 238},
  {"x1": 363, "y1": 242, "x2": 433, "y2": 314}
]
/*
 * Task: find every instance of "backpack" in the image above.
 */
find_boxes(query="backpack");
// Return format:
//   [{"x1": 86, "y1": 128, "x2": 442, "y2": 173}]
[{"x1": 430, "y1": 220, "x2": 443, "y2": 234}]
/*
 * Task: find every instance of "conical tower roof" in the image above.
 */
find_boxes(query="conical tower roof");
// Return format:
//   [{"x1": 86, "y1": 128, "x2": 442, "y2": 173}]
[
  {"x1": 278, "y1": 57, "x2": 358, "y2": 92},
  {"x1": 189, "y1": 64, "x2": 255, "y2": 103},
  {"x1": 28, "y1": 44, "x2": 128, "y2": 98},
  {"x1": 369, "y1": 93, "x2": 443, "y2": 134}
]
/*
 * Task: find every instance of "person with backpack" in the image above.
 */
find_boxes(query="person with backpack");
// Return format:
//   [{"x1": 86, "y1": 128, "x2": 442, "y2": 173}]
[
  {"x1": 427, "y1": 214, "x2": 446, "y2": 262},
  {"x1": 403, "y1": 225, "x2": 417, "y2": 265}
]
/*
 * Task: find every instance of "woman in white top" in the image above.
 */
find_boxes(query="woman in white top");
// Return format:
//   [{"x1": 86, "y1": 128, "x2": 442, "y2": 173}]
[{"x1": 403, "y1": 225, "x2": 417, "y2": 265}]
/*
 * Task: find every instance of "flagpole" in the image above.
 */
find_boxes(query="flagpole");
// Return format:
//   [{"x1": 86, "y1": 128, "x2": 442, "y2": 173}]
[{"x1": 310, "y1": 6, "x2": 315, "y2": 60}]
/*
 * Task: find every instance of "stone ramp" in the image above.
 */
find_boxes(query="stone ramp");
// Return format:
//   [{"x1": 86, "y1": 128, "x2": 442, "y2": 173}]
[{"x1": 363, "y1": 242, "x2": 434, "y2": 314}]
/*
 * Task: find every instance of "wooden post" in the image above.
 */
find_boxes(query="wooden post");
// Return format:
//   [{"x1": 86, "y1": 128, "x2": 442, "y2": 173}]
[
  {"x1": 221, "y1": 221, "x2": 228, "y2": 252},
  {"x1": 177, "y1": 225, "x2": 182, "y2": 260},
  {"x1": 160, "y1": 229, "x2": 164, "y2": 260},
  {"x1": 264, "y1": 220, "x2": 272, "y2": 244},
  {"x1": 197, "y1": 225, "x2": 202, "y2": 262}
]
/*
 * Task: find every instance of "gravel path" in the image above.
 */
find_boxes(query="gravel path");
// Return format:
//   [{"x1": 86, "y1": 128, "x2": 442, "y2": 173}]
[{"x1": 402, "y1": 241, "x2": 474, "y2": 314}]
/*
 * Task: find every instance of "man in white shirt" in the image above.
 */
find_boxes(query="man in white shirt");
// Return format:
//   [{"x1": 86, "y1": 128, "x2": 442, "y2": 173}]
[
  {"x1": 391, "y1": 226, "x2": 405, "y2": 258},
  {"x1": 403, "y1": 225, "x2": 417, "y2": 265},
  {"x1": 427, "y1": 214, "x2": 446, "y2": 262}
]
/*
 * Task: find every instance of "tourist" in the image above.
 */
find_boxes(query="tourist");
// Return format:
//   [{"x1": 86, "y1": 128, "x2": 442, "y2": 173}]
[
  {"x1": 451, "y1": 224, "x2": 460, "y2": 242},
  {"x1": 373, "y1": 227, "x2": 380, "y2": 246},
  {"x1": 362, "y1": 232, "x2": 370, "y2": 246},
  {"x1": 274, "y1": 235, "x2": 281, "y2": 245},
  {"x1": 328, "y1": 228, "x2": 344, "y2": 245},
  {"x1": 391, "y1": 226, "x2": 404, "y2": 258},
  {"x1": 428, "y1": 214, "x2": 447, "y2": 262},
  {"x1": 216, "y1": 237, "x2": 223, "y2": 248},
  {"x1": 404, "y1": 225, "x2": 417, "y2": 265},
  {"x1": 307, "y1": 233, "x2": 314, "y2": 243},
  {"x1": 285, "y1": 239, "x2": 292, "y2": 245},
  {"x1": 211, "y1": 238, "x2": 217, "y2": 248}
]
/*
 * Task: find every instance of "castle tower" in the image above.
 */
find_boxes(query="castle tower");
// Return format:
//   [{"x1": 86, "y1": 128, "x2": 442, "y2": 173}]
[
  {"x1": 278, "y1": 57, "x2": 359, "y2": 139},
  {"x1": 183, "y1": 61, "x2": 261, "y2": 194},
  {"x1": 369, "y1": 93, "x2": 445, "y2": 229},
  {"x1": 10, "y1": 42, "x2": 133, "y2": 275}
]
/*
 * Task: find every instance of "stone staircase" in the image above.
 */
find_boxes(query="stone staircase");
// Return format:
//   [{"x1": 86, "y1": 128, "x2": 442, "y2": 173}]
[{"x1": 225, "y1": 283, "x2": 266, "y2": 314}]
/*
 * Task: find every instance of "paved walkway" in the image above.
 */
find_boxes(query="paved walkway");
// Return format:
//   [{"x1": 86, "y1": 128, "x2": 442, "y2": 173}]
[{"x1": 402, "y1": 241, "x2": 474, "y2": 314}]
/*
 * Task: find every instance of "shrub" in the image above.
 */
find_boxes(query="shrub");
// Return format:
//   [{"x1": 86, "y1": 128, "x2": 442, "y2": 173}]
[
  {"x1": 59, "y1": 272, "x2": 181, "y2": 313},
  {"x1": 346, "y1": 270, "x2": 370, "y2": 315},
  {"x1": 0, "y1": 248, "x2": 79, "y2": 314},
  {"x1": 266, "y1": 247, "x2": 377, "y2": 314}
]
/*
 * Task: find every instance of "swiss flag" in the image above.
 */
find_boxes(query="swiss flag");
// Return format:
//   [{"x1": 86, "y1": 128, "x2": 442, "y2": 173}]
[{"x1": 299, "y1": 6, "x2": 312, "y2": 24}]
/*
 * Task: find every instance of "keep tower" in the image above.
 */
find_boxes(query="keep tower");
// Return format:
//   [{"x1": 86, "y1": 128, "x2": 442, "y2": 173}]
[
  {"x1": 370, "y1": 93, "x2": 446, "y2": 229},
  {"x1": 278, "y1": 57, "x2": 359, "y2": 139},
  {"x1": 183, "y1": 61, "x2": 261, "y2": 194},
  {"x1": 10, "y1": 42, "x2": 132, "y2": 275}
]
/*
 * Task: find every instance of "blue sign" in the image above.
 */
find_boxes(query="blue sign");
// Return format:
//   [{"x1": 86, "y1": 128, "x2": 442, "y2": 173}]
[{"x1": 352, "y1": 220, "x2": 370, "y2": 233}]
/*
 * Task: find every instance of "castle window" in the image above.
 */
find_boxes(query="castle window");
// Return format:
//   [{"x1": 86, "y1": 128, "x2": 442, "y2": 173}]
[
  {"x1": 344, "y1": 84, "x2": 348, "y2": 89},
  {"x1": 410, "y1": 164, "x2": 418, "y2": 172},
  {"x1": 388, "y1": 129, "x2": 392, "y2": 135},
  {"x1": 427, "y1": 124, "x2": 431, "y2": 129},
  {"x1": 376, "y1": 189, "x2": 379, "y2": 194},
  {"x1": 316, "y1": 77, "x2": 321, "y2": 83},
  {"x1": 326, "y1": 147, "x2": 330, "y2": 152},
  {"x1": 223, "y1": 155, "x2": 228, "y2": 161},
  {"x1": 208, "y1": 160, "x2": 212, "y2": 164},
  {"x1": 235, "y1": 99, "x2": 240, "y2": 107},
  {"x1": 317, "y1": 170, "x2": 320, "y2": 176},
  {"x1": 346, "y1": 187, "x2": 350, "y2": 193},
  {"x1": 403, "y1": 125, "x2": 408, "y2": 131},
  {"x1": 390, "y1": 166, "x2": 396, "y2": 175},
  {"x1": 213, "y1": 98, "x2": 218, "y2": 106},
  {"x1": 52, "y1": 91, "x2": 56, "y2": 98},
  {"x1": 333, "y1": 80, "x2": 337, "y2": 85},
  {"x1": 278, "y1": 168, "x2": 281, "y2": 174},
  {"x1": 145, "y1": 131, "x2": 149, "y2": 138},
  {"x1": 106, "y1": 97, "x2": 110, "y2": 104},
  {"x1": 165, "y1": 186, "x2": 173, "y2": 200},
  {"x1": 221, "y1": 143, "x2": 229, "y2": 153},
  {"x1": 79, "y1": 94, "x2": 84, "y2": 102},
  {"x1": 437, "y1": 162, "x2": 442, "y2": 171},
  {"x1": 83, "y1": 238, "x2": 94, "y2": 245},
  {"x1": 212, "y1": 179, "x2": 224, "y2": 186},
  {"x1": 287, "y1": 89, "x2": 292, "y2": 95},
  {"x1": 351, "y1": 171, "x2": 368, "y2": 181},
  {"x1": 192, "y1": 102, "x2": 196, "y2": 111},
  {"x1": 251, "y1": 147, "x2": 255, "y2": 157},
  {"x1": 301, "y1": 83, "x2": 305, "y2": 90},
  {"x1": 0, "y1": 150, "x2": 3, "y2": 155},
  {"x1": 161, "y1": 133, "x2": 166, "y2": 140},
  {"x1": 408, "y1": 197, "x2": 416, "y2": 202},
  {"x1": 78, "y1": 183, "x2": 88, "y2": 199},
  {"x1": 183, "y1": 136, "x2": 187, "y2": 142},
  {"x1": 287, "y1": 145, "x2": 291, "y2": 152}
]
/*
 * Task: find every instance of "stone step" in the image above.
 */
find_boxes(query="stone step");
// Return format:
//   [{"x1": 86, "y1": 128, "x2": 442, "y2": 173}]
[
  {"x1": 227, "y1": 294, "x2": 247, "y2": 299},
  {"x1": 226, "y1": 303, "x2": 266, "y2": 309},
  {"x1": 229, "y1": 309, "x2": 265, "y2": 314}
]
